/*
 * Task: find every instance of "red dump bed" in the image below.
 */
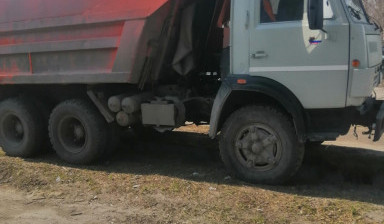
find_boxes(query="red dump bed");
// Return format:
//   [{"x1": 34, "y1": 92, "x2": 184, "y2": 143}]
[{"x1": 0, "y1": 0, "x2": 172, "y2": 84}]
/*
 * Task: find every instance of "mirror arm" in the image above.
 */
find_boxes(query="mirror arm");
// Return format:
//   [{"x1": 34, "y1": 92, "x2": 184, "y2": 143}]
[{"x1": 321, "y1": 28, "x2": 327, "y2": 34}]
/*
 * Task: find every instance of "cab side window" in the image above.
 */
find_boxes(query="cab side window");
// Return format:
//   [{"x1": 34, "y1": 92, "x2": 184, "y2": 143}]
[{"x1": 260, "y1": 0, "x2": 304, "y2": 23}]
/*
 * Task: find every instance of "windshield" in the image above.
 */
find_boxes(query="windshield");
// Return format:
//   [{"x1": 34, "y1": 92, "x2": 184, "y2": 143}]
[{"x1": 344, "y1": 0, "x2": 369, "y2": 23}]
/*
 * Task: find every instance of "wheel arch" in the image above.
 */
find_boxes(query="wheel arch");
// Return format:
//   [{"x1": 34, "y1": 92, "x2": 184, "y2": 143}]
[{"x1": 209, "y1": 76, "x2": 307, "y2": 142}]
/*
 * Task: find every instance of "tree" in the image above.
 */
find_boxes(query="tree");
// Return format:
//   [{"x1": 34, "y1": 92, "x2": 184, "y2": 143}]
[{"x1": 363, "y1": 0, "x2": 384, "y2": 39}]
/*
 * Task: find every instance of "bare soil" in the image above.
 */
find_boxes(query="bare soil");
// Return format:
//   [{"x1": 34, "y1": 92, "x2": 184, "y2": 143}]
[{"x1": 1, "y1": 125, "x2": 384, "y2": 223}]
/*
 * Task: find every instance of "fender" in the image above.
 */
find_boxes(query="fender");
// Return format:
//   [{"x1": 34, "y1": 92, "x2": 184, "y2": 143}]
[{"x1": 209, "y1": 75, "x2": 307, "y2": 142}]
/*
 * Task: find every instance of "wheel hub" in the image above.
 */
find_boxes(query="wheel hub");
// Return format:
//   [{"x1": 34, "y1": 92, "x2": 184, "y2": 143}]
[
  {"x1": 58, "y1": 117, "x2": 87, "y2": 153},
  {"x1": 73, "y1": 124, "x2": 85, "y2": 140},
  {"x1": 1, "y1": 114, "x2": 25, "y2": 145},
  {"x1": 15, "y1": 120, "x2": 24, "y2": 136},
  {"x1": 235, "y1": 124, "x2": 282, "y2": 171},
  {"x1": 251, "y1": 142, "x2": 263, "y2": 154}
]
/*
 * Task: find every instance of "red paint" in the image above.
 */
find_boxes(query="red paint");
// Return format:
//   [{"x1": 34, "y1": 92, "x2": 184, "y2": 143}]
[
  {"x1": 107, "y1": 50, "x2": 118, "y2": 71},
  {"x1": 0, "y1": 0, "x2": 220, "y2": 85},
  {"x1": 28, "y1": 53, "x2": 33, "y2": 74},
  {"x1": 0, "y1": 0, "x2": 168, "y2": 24},
  {"x1": 0, "y1": 74, "x2": 15, "y2": 85},
  {"x1": 0, "y1": 58, "x2": 21, "y2": 84},
  {"x1": 0, "y1": 0, "x2": 168, "y2": 46},
  {"x1": 217, "y1": 0, "x2": 230, "y2": 27},
  {"x1": 0, "y1": 0, "x2": 170, "y2": 80},
  {"x1": 0, "y1": 23, "x2": 124, "y2": 46}
]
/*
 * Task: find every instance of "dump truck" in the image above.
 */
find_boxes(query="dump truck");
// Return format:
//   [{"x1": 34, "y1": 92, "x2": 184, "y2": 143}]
[{"x1": 0, "y1": 0, "x2": 382, "y2": 184}]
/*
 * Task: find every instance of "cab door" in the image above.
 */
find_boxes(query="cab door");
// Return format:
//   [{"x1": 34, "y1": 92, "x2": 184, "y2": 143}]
[{"x1": 249, "y1": 0, "x2": 350, "y2": 109}]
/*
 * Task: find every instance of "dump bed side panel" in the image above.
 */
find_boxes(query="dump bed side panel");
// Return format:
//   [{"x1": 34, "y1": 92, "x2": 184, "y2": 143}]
[{"x1": 0, "y1": 0, "x2": 170, "y2": 84}]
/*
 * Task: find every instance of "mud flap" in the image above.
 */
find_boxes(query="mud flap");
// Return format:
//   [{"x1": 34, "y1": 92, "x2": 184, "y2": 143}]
[
  {"x1": 208, "y1": 82, "x2": 232, "y2": 139},
  {"x1": 374, "y1": 103, "x2": 384, "y2": 141}
]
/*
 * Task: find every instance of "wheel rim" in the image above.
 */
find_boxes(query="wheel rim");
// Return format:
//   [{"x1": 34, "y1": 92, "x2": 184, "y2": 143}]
[
  {"x1": 1, "y1": 113, "x2": 25, "y2": 146},
  {"x1": 58, "y1": 116, "x2": 87, "y2": 154},
  {"x1": 234, "y1": 123, "x2": 282, "y2": 172}
]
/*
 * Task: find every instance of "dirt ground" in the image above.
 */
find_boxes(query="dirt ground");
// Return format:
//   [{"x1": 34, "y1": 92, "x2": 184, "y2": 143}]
[{"x1": 1, "y1": 125, "x2": 384, "y2": 223}]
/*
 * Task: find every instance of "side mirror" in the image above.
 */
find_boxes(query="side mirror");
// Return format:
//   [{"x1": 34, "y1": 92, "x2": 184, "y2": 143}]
[{"x1": 308, "y1": 0, "x2": 324, "y2": 30}]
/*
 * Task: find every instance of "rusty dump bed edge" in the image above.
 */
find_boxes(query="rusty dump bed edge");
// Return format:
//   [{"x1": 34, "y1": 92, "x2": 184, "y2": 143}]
[{"x1": 0, "y1": 0, "x2": 178, "y2": 85}]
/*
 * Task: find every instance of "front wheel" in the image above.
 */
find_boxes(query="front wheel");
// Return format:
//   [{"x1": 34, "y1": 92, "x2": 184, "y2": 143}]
[{"x1": 219, "y1": 106, "x2": 304, "y2": 184}]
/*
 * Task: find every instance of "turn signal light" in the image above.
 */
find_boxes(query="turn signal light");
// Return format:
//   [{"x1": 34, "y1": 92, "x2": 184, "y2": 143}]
[
  {"x1": 352, "y1": 60, "x2": 360, "y2": 68},
  {"x1": 237, "y1": 79, "x2": 247, "y2": 85}
]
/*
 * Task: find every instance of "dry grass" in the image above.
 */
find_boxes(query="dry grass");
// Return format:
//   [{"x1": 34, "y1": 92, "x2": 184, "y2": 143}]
[{"x1": 1, "y1": 129, "x2": 384, "y2": 223}]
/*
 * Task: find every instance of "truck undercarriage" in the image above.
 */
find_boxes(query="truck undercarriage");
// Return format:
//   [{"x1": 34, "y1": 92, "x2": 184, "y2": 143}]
[{"x1": 0, "y1": 0, "x2": 382, "y2": 184}]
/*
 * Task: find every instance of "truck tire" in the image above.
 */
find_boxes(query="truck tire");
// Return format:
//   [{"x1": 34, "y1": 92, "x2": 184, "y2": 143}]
[
  {"x1": 0, "y1": 97, "x2": 45, "y2": 157},
  {"x1": 48, "y1": 99, "x2": 107, "y2": 164},
  {"x1": 220, "y1": 106, "x2": 304, "y2": 184}
]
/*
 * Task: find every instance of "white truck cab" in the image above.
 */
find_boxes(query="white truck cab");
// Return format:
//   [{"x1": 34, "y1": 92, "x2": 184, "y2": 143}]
[
  {"x1": 209, "y1": 0, "x2": 384, "y2": 184},
  {"x1": 230, "y1": 0, "x2": 382, "y2": 109}
]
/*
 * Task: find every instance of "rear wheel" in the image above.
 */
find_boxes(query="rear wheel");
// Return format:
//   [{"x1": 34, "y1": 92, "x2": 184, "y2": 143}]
[
  {"x1": 220, "y1": 106, "x2": 304, "y2": 184},
  {"x1": 49, "y1": 99, "x2": 108, "y2": 164},
  {"x1": 0, "y1": 97, "x2": 45, "y2": 157}
]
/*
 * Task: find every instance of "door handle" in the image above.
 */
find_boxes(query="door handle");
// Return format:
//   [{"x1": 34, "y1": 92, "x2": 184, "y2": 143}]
[
  {"x1": 251, "y1": 51, "x2": 268, "y2": 59},
  {"x1": 245, "y1": 10, "x2": 250, "y2": 29}
]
